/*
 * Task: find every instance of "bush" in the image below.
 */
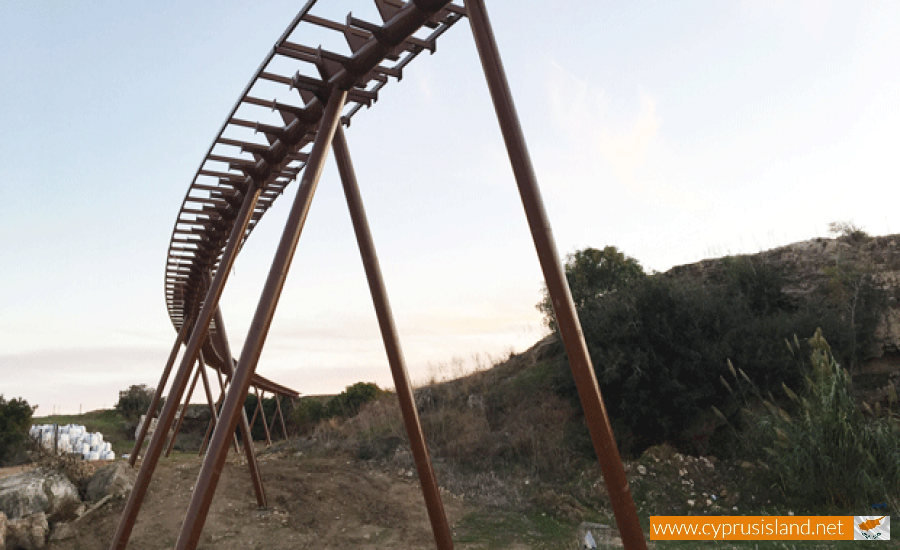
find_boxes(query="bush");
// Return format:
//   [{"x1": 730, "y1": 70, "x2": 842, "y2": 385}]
[
  {"x1": 537, "y1": 246, "x2": 645, "y2": 331},
  {"x1": 730, "y1": 329, "x2": 900, "y2": 508},
  {"x1": 542, "y1": 249, "x2": 875, "y2": 456},
  {"x1": 115, "y1": 384, "x2": 158, "y2": 421},
  {"x1": 292, "y1": 397, "x2": 326, "y2": 434},
  {"x1": 0, "y1": 395, "x2": 36, "y2": 466},
  {"x1": 828, "y1": 220, "x2": 869, "y2": 242},
  {"x1": 325, "y1": 383, "x2": 385, "y2": 419}
]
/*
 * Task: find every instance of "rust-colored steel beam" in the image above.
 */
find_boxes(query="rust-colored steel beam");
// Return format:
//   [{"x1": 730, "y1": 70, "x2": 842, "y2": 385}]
[
  {"x1": 173, "y1": 88, "x2": 348, "y2": 550},
  {"x1": 109, "y1": 180, "x2": 263, "y2": 550},
  {"x1": 248, "y1": 389, "x2": 262, "y2": 435},
  {"x1": 209, "y1": 305, "x2": 266, "y2": 507},
  {"x1": 200, "y1": 356, "x2": 230, "y2": 456},
  {"x1": 332, "y1": 125, "x2": 453, "y2": 549},
  {"x1": 465, "y1": 1, "x2": 647, "y2": 548},
  {"x1": 198, "y1": 345, "x2": 241, "y2": 454},
  {"x1": 253, "y1": 388, "x2": 273, "y2": 446},
  {"x1": 129, "y1": 319, "x2": 191, "y2": 466},
  {"x1": 198, "y1": 352, "x2": 217, "y2": 424},
  {"x1": 198, "y1": 416, "x2": 214, "y2": 457},
  {"x1": 270, "y1": 393, "x2": 288, "y2": 440},
  {"x1": 165, "y1": 358, "x2": 202, "y2": 458}
]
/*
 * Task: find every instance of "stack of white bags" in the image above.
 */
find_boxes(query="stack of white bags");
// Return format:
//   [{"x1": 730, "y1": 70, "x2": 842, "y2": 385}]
[{"x1": 30, "y1": 424, "x2": 116, "y2": 461}]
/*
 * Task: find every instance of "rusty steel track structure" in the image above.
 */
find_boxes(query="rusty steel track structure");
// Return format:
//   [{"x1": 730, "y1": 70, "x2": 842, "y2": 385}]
[{"x1": 113, "y1": 1, "x2": 648, "y2": 549}]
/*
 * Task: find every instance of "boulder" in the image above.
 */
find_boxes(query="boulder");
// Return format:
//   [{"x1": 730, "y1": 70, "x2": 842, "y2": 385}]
[
  {"x1": 48, "y1": 521, "x2": 76, "y2": 543},
  {"x1": 0, "y1": 470, "x2": 81, "y2": 523},
  {"x1": 85, "y1": 462, "x2": 135, "y2": 502},
  {"x1": 0, "y1": 510, "x2": 7, "y2": 550},
  {"x1": 6, "y1": 512, "x2": 49, "y2": 550}
]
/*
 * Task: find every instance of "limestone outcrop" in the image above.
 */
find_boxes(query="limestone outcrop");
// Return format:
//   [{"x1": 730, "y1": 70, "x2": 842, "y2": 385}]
[
  {"x1": 666, "y1": 233, "x2": 900, "y2": 366},
  {"x1": 0, "y1": 470, "x2": 80, "y2": 524}
]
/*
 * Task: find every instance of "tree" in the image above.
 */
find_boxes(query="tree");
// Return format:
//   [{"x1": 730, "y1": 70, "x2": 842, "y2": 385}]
[
  {"x1": 827, "y1": 220, "x2": 869, "y2": 242},
  {"x1": 115, "y1": 384, "x2": 157, "y2": 421},
  {"x1": 0, "y1": 395, "x2": 36, "y2": 466},
  {"x1": 537, "y1": 246, "x2": 645, "y2": 330}
]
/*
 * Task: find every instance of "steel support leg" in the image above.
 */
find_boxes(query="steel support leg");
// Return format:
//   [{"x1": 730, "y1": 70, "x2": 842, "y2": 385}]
[
  {"x1": 174, "y1": 89, "x2": 348, "y2": 550},
  {"x1": 248, "y1": 389, "x2": 262, "y2": 433},
  {"x1": 256, "y1": 388, "x2": 273, "y2": 446},
  {"x1": 272, "y1": 394, "x2": 288, "y2": 440},
  {"x1": 209, "y1": 306, "x2": 267, "y2": 507},
  {"x1": 199, "y1": 374, "x2": 226, "y2": 456},
  {"x1": 108, "y1": 180, "x2": 264, "y2": 550},
  {"x1": 332, "y1": 125, "x2": 454, "y2": 549},
  {"x1": 129, "y1": 320, "x2": 191, "y2": 466},
  {"x1": 198, "y1": 349, "x2": 240, "y2": 454},
  {"x1": 465, "y1": 1, "x2": 647, "y2": 548},
  {"x1": 166, "y1": 359, "x2": 202, "y2": 457}
]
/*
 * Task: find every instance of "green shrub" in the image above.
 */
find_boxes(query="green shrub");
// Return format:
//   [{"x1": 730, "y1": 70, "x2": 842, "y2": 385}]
[
  {"x1": 0, "y1": 395, "x2": 36, "y2": 466},
  {"x1": 729, "y1": 329, "x2": 900, "y2": 508},
  {"x1": 541, "y1": 248, "x2": 875, "y2": 456},
  {"x1": 281, "y1": 384, "x2": 385, "y2": 437},
  {"x1": 292, "y1": 397, "x2": 326, "y2": 434},
  {"x1": 325, "y1": 382, "x2": 384, "y2": 419},
  {"x1": 537, "y1": 246, "x2": 645, "y2": 331},
  {"x1": 115, "y1": 384, "x2": 157, "y2": 421}
]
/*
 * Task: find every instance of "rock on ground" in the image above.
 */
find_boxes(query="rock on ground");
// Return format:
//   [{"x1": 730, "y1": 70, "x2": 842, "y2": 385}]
[
  {"x1": 85, "y1": 462, "x2": 135, "y2": 502},
  {"x1": 0, "y1": 470, "x2": 81, "y2": 523},
  {"x1": 0, "y1": 510, "x2": 7, "y2": 550},
  {"x1": 6, "y1": 512, "x2": 49, "y2": 550}
]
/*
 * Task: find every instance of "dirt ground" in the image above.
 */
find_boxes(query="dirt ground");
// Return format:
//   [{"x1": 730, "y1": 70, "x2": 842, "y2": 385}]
[{"x1": 45, "y1": 448, "x2": 467, "y2": 550}]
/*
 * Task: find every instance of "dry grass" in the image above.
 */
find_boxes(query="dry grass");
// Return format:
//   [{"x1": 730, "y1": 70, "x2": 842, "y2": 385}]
[{"x1": 308, "y1": 336, "x2": 584, "y2": 481}]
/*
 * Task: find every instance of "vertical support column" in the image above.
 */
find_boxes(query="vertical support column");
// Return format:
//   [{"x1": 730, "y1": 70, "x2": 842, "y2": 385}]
[
  {"x1": 465, "y1": 2, "x2": 647, "y2": 548},
  {"x1": 175, "y1": 89, "x2": 348, "y2": 550},
  {"x1": 332, "y1": 126, "x2": 453, "y2": 549},
  {"x1": 108, "y1": 179, "x2": 263, "y2": 550},
  {"x1": 129, "y1": 320, "x2": 192, "y2": 466}
]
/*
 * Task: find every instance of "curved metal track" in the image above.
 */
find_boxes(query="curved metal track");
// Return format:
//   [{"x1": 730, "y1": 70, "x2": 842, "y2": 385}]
[{"x1": 164, "y1": 0, "x2": 466, "y2": 395}]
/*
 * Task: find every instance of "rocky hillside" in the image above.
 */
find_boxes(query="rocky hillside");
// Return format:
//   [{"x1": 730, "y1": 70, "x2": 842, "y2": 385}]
[{"x1": 665, "y1": 233, "x2": 900, "y2": 370}]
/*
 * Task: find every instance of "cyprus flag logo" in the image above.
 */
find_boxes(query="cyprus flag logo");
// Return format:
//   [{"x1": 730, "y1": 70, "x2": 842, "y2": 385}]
[{"x1": 854, "y1": 516, "x2": 890, "y2": 541}]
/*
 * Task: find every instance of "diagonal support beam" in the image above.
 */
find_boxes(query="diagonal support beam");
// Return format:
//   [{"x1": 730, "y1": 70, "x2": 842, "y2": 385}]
[
  {"x1": 209, "y1": 304, "x2": 267, "y2": 506},
  {"x1": 129, "y1": 320, "x2": 192, "y2": 466},
  {"x1": 465, "y1": 1, "x2": 647, "y2": 548},
  {"x1": 165, "y1": 357, "x2": 203, "y2": 457},
  {"x1": 253, "y1": 388, "x2": 273, "y2": 446},
  {"x1": 270, "y1": 393, "x2": 288, "y2": 440},
  {"x1": 197, "y1": 344, "x2": 241, "y2": 454},
  {"x1": 109, "y1": 179, "x2": 264, "y2": 550},
  {"x1": 174, "y1": 89, "x2": 348, "y2": 550},
  {"x1": 332, "y1": 125, "x2": 453, "y2": 549},
  {"x1": 248, "y1": 389, "x2": 262, "y2": 437}
]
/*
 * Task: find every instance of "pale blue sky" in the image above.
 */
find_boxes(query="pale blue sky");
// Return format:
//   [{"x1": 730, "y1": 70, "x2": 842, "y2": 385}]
[{"x1": 1, "y1": 1, "x2": 897, "y2": 414}]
